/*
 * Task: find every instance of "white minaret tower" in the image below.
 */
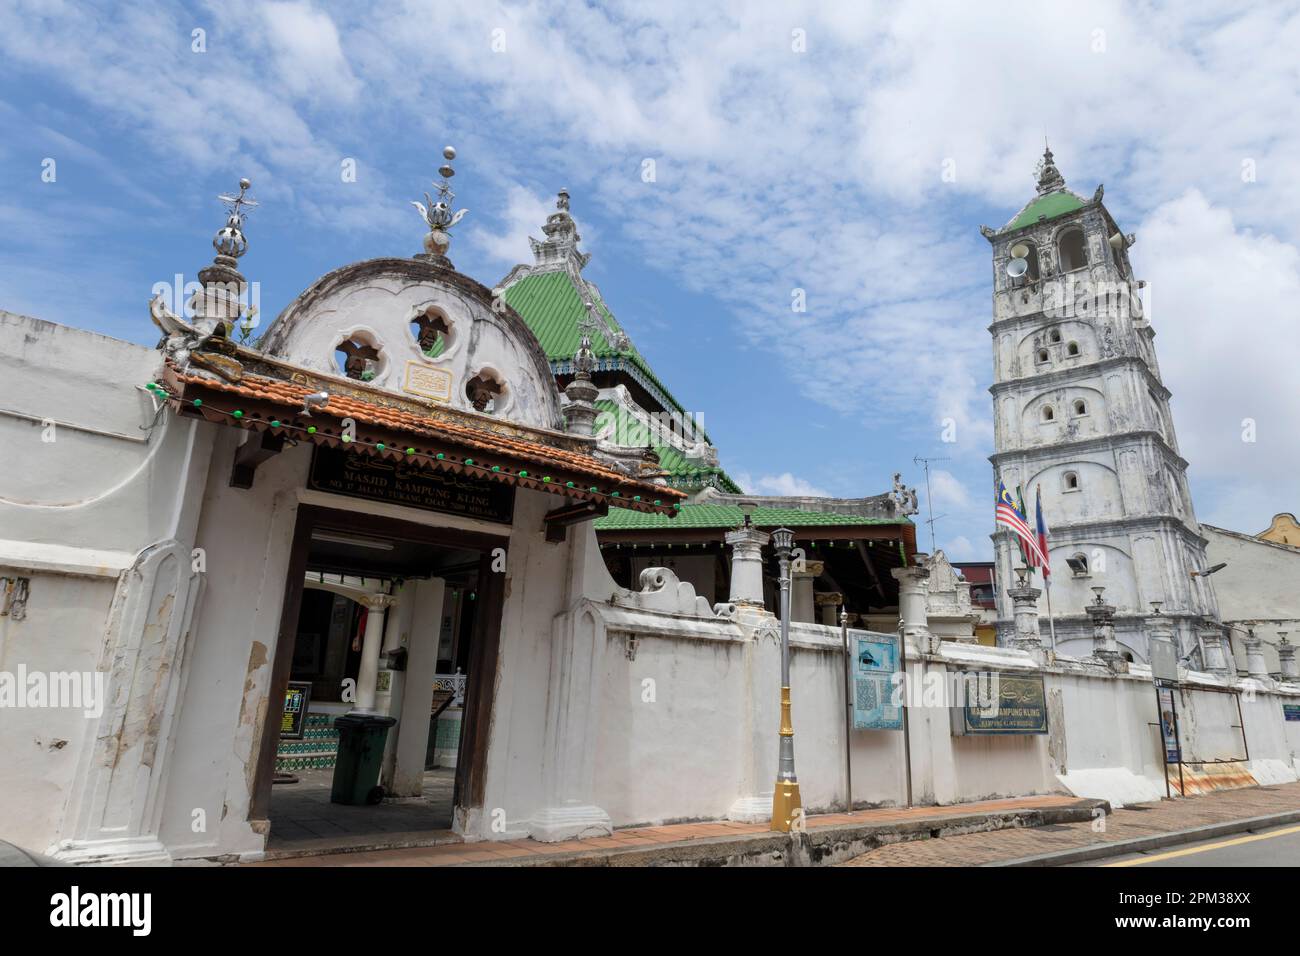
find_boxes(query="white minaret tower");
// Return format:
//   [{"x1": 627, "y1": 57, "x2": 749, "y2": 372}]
[{"x1": 983, "y1": 146, "x2": 1220, "y2": 663}]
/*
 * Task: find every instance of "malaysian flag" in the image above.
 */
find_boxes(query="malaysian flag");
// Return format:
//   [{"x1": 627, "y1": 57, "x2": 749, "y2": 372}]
[{"x1": 996, "y1": 480, "x2": 1049, "y2": 567}]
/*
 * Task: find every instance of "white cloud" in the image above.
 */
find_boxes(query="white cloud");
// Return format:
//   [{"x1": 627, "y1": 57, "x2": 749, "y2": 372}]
[
  {"x1": 469, "y1": 184, "x2": 555, "y2": 270},
  {"x1": 1137, "y1": 190, "x2": 1300, "y2": 531},
  {"x1": 735, "y1": 472, "x2": 831, "y2": 498},
  {"x1": 260, "y1": 1, "x2": 360, "y2": 105},
  {"x1": 941, "y1": 535, "x2": 978, "y2": 561},
  {"x1": 927, "y1": 470, "x2": 973, "y2": 511}
]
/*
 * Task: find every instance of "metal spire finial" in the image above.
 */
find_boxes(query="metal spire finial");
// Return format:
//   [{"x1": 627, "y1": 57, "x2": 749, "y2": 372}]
[
  {"x1": 412, "y1": 146, "x2": 468, "y2": 266},
  {"x1": 213, "y1": 177, "x2": 257, "y2": 260}
]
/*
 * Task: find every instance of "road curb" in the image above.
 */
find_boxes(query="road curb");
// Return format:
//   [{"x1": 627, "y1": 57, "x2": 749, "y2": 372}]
[
  {"x1": 983, "y1": 808, "x2": 1300, "y2": 867},
  {"x1": 470, "y1": 799, "x2": 1108, "y2": 868}
]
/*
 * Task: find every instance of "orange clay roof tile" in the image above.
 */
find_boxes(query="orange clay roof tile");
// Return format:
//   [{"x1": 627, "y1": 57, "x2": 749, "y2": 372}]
[{"x1": 165, "y1": 368, "x2": 684, "y2": 509}]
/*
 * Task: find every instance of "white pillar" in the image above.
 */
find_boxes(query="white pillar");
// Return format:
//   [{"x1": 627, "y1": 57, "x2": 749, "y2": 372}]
[
  {"x1": 892, "y1": 565, "x2": 933, "y2": 653},
  {"x1": 353, "y1": 594, "x2": 397, "y2": 714},
  {"x1": 1278, "y1": 635, "x2": 1298, "y2": 681},
  {"x1": 391, "y1": 578, "x2": 446, "y2": 796},
  {"x1": 1007, "y1": 574, "x2": 1044, "y2": 660},
  {"x1": 791, "y1": 560, "x2": 822, "y2": 623},
  {"x1": 1244, "y1": 631, "x2": 1270, "y2": 680},
  {"x1": 725, "y1": 526, "x2": 770, "y2": 609}
]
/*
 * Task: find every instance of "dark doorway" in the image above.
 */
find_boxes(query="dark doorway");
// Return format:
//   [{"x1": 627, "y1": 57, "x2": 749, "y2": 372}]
[{"x1": 249, "y1": 505, "x2": 507, "y2": 852}]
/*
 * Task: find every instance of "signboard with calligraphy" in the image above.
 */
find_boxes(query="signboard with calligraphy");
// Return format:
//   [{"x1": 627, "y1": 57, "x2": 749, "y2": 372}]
[
  {"x1": 308, "y1": 446, "x2": 515, "y2": 524},
  {"x1": 1283, "y1": 703, "x2": 1300, "y2": 722},
  {"x1": 281, "y1": 681, "x2": 312, "y2": 739},
  {"x1": 402, "y1": 361, "x2": 453, "y2": 402},
  {"x1": 850, "y1": 630, "x2": 902, "y2": 731},
  {"x1": 951, "y1": 672, "x2": 1049, "y2": 735}
]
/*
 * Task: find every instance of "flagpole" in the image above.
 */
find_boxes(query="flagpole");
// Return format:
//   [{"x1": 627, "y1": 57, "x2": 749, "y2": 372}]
[
  {"x1": 1042, "y1": 567, "x2": 1058, "y2": 653},
  {"x1": 1035, "y1": 484, "x2": 1058, "y2": 654}
]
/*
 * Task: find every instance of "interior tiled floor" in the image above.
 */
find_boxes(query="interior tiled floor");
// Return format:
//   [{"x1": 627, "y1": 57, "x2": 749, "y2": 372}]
[{"x1": 267, "y1": 767, "x2": 456, "y2": 847}]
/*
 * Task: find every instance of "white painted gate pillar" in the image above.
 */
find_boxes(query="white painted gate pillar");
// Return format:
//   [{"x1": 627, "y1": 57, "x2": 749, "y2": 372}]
[
  {"x1": 725, "y1": 526, "x2": 770, "y2": 609},
  {"x1": 49, "y1": 540, "x2": 204, "y2": 865},
  {"x1": 1278, "y1": 634, "x2": 1298, "y2": 681},
  {"x1": 791, "y1": 559, "x2": 822, "y2": 623},
  {"x1": 389, "y1": 578, "x2": 446, "y2": 796},
  {"x1": 1244, "y1": 630, "x2": 1270, "y2": 681}
]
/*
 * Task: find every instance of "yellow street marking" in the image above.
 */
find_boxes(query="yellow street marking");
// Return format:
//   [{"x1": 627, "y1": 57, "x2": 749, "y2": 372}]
[{"x1": 1103, "y1": 823, "x2": 1300, "y2": 866}]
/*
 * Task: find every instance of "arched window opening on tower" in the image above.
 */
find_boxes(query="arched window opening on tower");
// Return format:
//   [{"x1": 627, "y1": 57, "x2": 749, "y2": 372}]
[
  {"x1": 1066, "y1": 341, "x2": 1081, "y2": 357},
  {"x1": 1049, "y1": 329, "x2": 1062, "y2": 344},
  {"x1": 1036, "y1": 348, "x2": 1050, "y2": 365},
  {"x1": 1072, "y1": 399, "x2": 1088, "y2": 416},
  {"x1": 1057, "y1": 227, "x2": 1088, "y2": 273},
  {"x1": 1067, "y1": 553, "x2": 1089, "y2": 577},
  {"x1": 1009, "y1": 242, "x2": 1040, "y2": 282},
  {"x1": 1062, "y1": 471, "x2": 1080, "y2": 492},
  {"x1": 1041, "y1": 404, "x2": 1055, "y2": 422}
]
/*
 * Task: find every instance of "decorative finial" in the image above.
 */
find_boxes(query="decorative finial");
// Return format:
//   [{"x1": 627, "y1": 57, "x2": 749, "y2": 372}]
[
  {"x1": 1035, "y1": 141, "x2": 1065, "y2": 195},
  {"x1": 412, "y1": 145, "x2": 469, "y2": 267},
  {"x1": 557, "y1": 188, "x2": 570, "y2": 211},
  {"x1": 574, "y1": 313, "x2": 598, "y2": 378},
  {"x1": 213, "y1": 177, "x2": 258, "y2": 260}
]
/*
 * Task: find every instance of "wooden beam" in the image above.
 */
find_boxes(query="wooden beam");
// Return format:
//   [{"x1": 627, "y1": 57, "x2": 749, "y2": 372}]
[
  {"x1": 543, "y1": 500, "x2": 609, "y2": 543},
  {"x1": 229, "y1": 429, "x2": 285, "y2": 489}
]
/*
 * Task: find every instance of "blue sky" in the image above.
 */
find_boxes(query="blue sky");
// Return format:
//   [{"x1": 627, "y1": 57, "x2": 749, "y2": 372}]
[{"x1": 3, "y1": 1, "x2": 1299, "y2": 561}]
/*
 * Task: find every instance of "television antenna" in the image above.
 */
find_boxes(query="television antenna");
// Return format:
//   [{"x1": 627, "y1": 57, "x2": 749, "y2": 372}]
[{"x1": 912, "y1": 455, "x2": 951, "y2": 554}]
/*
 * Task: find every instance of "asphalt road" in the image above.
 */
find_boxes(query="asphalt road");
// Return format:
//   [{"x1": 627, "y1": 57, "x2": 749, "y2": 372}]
[{"x1": 1081, "y1": 823, "x2": 1300, "y2": 867}]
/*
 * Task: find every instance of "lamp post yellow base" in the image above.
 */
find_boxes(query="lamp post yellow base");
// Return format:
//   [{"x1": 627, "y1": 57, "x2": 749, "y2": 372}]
[{"x1": 770, "y1": 779, "x2": 802, "y2": 832}]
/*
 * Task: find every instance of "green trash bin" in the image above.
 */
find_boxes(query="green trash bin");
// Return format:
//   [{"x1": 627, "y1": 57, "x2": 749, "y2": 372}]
[{"x1": 331, "y1": 713, "x2": 397, "y2": 806}]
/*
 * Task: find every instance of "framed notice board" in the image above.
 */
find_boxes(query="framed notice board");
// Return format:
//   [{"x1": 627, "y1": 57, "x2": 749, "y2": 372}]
[{"x1": 281, "y1": 681, "x2": 313, "y2": 739}]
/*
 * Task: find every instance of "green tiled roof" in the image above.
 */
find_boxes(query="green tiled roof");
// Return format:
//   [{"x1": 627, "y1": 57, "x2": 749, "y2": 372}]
[
  {"x1": 593, "y1": 399, "x2": 741, "y2": 492},
  {"x1": 1004, "y1": 190, "x2": 1085, "y2": 232},
  {"x1": 503, "y1": 270, "x2": 603, "y2": 358},
  {"x1": 502, "y1": 270, "x2": 690, "y2": 421},
  {"x1": 595, "y1": 504, "x2": 909, "y2": 532}
]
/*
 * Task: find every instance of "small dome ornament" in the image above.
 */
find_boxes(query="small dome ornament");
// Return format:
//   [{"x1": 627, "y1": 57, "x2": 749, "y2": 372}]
[
  {"x1": 214, "y1": 178, "x2": 258, "y2": 260},
  {"x1": 412, "y1": 145, "x2": 468, "y2": 268}
]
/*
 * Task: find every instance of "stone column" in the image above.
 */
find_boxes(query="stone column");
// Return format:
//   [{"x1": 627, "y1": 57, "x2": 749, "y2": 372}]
[
  {"x1": 725, "y1": 526, "x2": 770, "y2": 610},
  {"x1": 353, "y1": 593, "x2": 397, "y2": 714},
  {"x1": 390, "y1": 578, "x2": 446, "y2": 796},
  {"x1": 1278, "y1": 634, "x2": 1298, "y2": 681},
  {"x1": 1244, "y1": 629, "x2": 1270, "y2": 681},
  {"x1": 892, "y1": 565, "x2": 933, "y2": 653},
  {"x1": 1007, "y1": 568, "x2": 1043, "y2": 657},
  {"x1": 1085, "y1": 587, "x2": 1123, "y2": 672},
  {"x1": 791, "y1": 559, "x2": 823, "y2": 623},
  {"x1": 1199, "y1": 623, "x2": 1234, "y2": 677},
  {"x1": 815, "y1": 591, "x2": 842, "y2": 626}
]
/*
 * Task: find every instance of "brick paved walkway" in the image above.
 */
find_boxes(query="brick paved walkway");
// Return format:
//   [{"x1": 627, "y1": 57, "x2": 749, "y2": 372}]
[
  {"x1": 840, "y1": 783, "x2": 1300, "y2": 866},
  {"x1": 250, "y1": 793, "x2": 1085, "y2": 867}
]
